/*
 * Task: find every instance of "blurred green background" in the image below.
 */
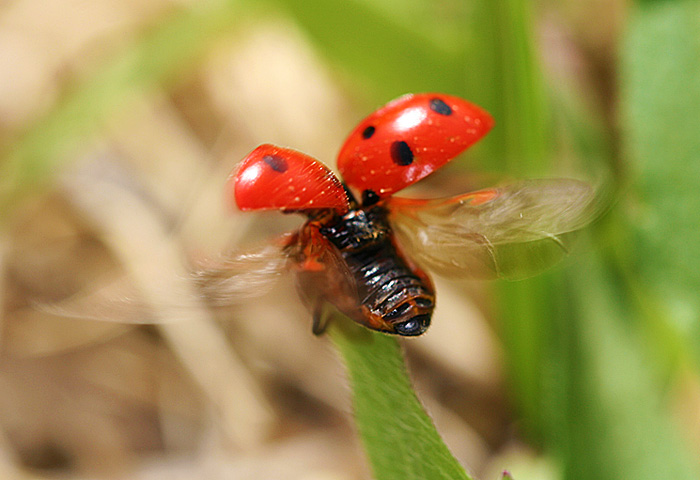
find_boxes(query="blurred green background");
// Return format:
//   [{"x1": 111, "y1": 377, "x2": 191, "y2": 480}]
[{"x1": 1, "y1": 0, "x2": 699, "y2": 479}]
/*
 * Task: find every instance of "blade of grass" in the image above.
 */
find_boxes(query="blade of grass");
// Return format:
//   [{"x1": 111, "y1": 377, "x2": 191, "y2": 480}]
[
  {"x1": 329, "y1": 317, "x2": 474, "y2": 480},
  {"x1": 269, "y1": 0, "x2": 471, "y2": 101},
  {"x1": 555, "y1": 246, "x2": 700, "y2": 480},
  {"x1": 465, "y1": 0, "x2": 550, "y2": 175},
  {"x1": 0, "y1": 0, "x2": 245, "y2": 220},
  {"x1": 620, "y1": 0, "x2": 700, "y2": 366},
  {"x1": 464, "y1": 0, "x2": 553, "y2": 438}
]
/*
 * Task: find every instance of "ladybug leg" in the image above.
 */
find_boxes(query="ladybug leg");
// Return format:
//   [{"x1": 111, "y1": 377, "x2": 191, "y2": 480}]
[
  {"x1": 292, "y1": 225, "x2": 338, "y2": 335},
  {"x1": 311, "y1": 301, "x2": 332, "y2": 335}
]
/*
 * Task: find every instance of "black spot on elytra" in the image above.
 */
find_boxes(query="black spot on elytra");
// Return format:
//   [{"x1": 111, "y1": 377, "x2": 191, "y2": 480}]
[
  {"x1": 362, "y1": 126, "x2": 376, "y2": 139},
  {"x1": 362, "y1": 189, "x2": 380, "y2": 206},
  {"x1": 263, "y1": 155, "x2": 288, "y2": 173},
  {"x1": 390, "y1": 141, "x2": 414, "y2": 166},
  {"x1": 429, "y1": 98, "x2": 452, "y2": 116}
]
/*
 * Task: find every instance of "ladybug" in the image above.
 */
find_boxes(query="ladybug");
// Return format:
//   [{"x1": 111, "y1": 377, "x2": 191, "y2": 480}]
[{"x1": 224, "y1": 93, "x2": 597, "y2": 337}]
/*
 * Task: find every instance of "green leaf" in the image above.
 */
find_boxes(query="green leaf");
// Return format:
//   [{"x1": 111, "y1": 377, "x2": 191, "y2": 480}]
[
  {"x1": 553, "y1": 247, "x2": 700, "y2": 480},
  {"x1": 329, "y1": 318, "x2": 474, "y2": 480},
  {"x1": 464, "y1": 0, "x2": 550, "y2": 175},
  {"x1": 621, "y1": 0, "x2": 700, "y2": 364},
  {"x1": 269, "y1": 0, "x2": 470, "y2": 101},
  {"x1": 463, "y1": 0, "x2": 554, "y2": 438}
]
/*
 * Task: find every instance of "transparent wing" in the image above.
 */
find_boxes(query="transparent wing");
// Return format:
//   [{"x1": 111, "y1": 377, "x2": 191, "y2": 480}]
[
  {"x1": 37, "y1": 241, "x2": 290, "y2": 324},
  {"x1": 388, "y1": 178, "x2": 603, "y2": 279},
  {"x1": 193, "y1": 240, "x2": 291, "y2": 307}
]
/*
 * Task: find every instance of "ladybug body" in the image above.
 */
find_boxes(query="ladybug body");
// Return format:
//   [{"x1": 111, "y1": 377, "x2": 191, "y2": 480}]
[
  {"x1": 228, "y1": 93, "x2": 599, "y2": 336},
  {"x1": 290, "y1": 194, "x2": 435, "y2": 336}
]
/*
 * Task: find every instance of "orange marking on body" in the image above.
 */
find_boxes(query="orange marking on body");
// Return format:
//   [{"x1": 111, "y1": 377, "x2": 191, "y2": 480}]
[
  {"x1": 467, "y1": 188, "x2": 499, "y2": 205},
  {"x1": 301, "y1": 257, "x2": 325, "y2": 272}
]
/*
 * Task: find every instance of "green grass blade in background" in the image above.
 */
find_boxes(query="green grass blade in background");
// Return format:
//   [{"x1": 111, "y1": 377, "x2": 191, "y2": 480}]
[
  {"x1": 329, "y1": 319, "x2": 474, "y2": 480},
  {"x1": 466, "y1": 0, "x2": 550, "y2": 175},
  {"x1": 465, "y1": 0, "x2": 554, "y2": 439},
  {"x1": 621, "y1": 0, "x2": 700, "y2": 366},
  {"x1": 558, "y1": 249, "x2": 700, "y2": 480},
  {"x1": 0, "y1": 0, "x2": 243, "y2": 219},
  {"x1": 270, "y1": 0, "x2": 470, "y2": 101}
]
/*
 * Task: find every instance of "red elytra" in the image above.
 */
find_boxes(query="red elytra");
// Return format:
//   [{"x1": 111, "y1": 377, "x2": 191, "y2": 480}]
[
  {"x1": 337, "y1": 93, "x2": 494, "y2": 199},
  {"x1": 232, "y1": 144, "x2": 349, "y2": 213}
]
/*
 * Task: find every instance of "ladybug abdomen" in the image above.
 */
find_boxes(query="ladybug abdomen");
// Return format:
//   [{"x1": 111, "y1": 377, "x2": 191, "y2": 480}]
[
  {"x1": 353, "y1": 245, "x2": 433, "y2": 317},
  {"x1": 320, "y1": 206, "x2": 434, "y2": 336}
]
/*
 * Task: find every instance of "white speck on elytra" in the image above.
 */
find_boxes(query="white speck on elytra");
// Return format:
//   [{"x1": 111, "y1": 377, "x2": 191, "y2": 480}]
[{"x1": 294, "y1": 196, "x2": 301, "y2": 202}]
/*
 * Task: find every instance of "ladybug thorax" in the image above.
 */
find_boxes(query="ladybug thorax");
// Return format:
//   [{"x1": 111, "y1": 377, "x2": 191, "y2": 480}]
[{"x1": 318, "y1": 205, "x2": 390, "y2": 251}]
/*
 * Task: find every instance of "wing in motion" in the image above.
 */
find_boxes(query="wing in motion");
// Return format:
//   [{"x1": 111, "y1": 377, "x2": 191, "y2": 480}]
[
  {"x1": 193, "y1": 240, "x2": 291, "y2": 307},
  {"x1": 37, "y1": 241, "x2": 291, "y2": 324},
  {"x1": 388, "y1": 179, "x2": 603, "y2": 279}
]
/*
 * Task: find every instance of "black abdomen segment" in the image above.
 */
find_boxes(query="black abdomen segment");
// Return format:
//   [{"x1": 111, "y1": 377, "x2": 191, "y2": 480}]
[
  {"x1": 351, "y1": 244, "x2": 432, "y2": 318},
  {"x1": 319, "y1": 206, "x2": 434, "y2": 333}
]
